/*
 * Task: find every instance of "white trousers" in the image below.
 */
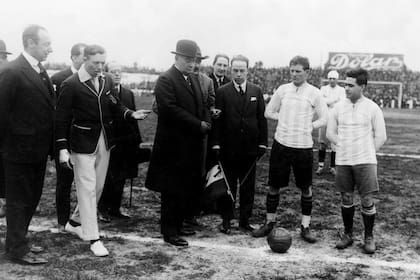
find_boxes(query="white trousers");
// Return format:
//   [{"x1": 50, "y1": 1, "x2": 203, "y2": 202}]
[{"x1": 70, "y1": 132, "x2": 110, "y2": 240}]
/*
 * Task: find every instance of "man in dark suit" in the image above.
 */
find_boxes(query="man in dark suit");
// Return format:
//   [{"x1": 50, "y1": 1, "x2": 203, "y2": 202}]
[
  {"x1": 56, "y1": 45, "x2": 150, "y2": 257},
  {"x1": 98, "y1": 62, "x2": 147, "y2": 221},
  {"x1": 0, "y1": 25, "x2": 54, "y2": 265},
  {"x1": 209, "y1": 54, "x2": 230, "y2": 91},
  {"x1": 50, "y1": 43, "x2": 86, "y2": 231},
  {"x1": 0, "y1": 39, "x2": 12, "y2": 219},
  {"x1": 211, "y1": 55, "x2": 268, "y2": 234},
  {"x1": 146, "y1": 39, "x2": 211, "y2": 247}
]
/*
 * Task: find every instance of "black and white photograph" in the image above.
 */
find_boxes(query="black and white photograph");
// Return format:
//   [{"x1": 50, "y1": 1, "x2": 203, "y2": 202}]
[{"x1": 0, "y1": 0, "x2": 419, "y2": 279}]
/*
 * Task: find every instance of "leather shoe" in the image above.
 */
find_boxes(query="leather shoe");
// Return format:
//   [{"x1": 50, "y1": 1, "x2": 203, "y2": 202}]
[
  {"x1": 30, "y1": 245, "x2": 44, "y2": 254},
  {"x1": 108, "y1": 210, "x2": 130, "y2": 220},
  {"x1": 363, "y1": 236, "x2": 376, "y2": 254},
  {"x1": 336, "y1": 233, "x2": 353, "y2": 249},
  {"x1": 178, "y1": 228, "x2": 196, "y2": 236},
  {"x1": 239, "y1": 222, "x2": 255, "y2": 232},
  {"x1": 184, "y1": 217, "x2": 200, "y2": 227},
  {"x1": 164, "y1": 235, "x2": 188, "y2": 247},
  {"x1": 98, "y1": 212, "x2": 111, "y2": 223},
  {"x1": 9, "y1": 252, "x2": 48, "y2": 265},
  {"x1": 252, "y1": 221, "x2": 275, "y2": 238},
  {"x1": 219, "y1": 219, "x2": 231, "y2": 234},
  {"x1": 300, "y1": 225, "x2": 317, "y2": 243}
]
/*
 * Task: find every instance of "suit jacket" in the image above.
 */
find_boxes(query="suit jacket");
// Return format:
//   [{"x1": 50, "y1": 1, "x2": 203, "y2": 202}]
[
  {"x1": 209, "y1": 72, "x2": 230, "y2": 91},
  {"x1": 146, "y1": 65, "x2": 207, "y2": 194},
  {"x1": 55, "y1": 73, "x2": 134, "y2": 154},
  {"x1": 109, "y1": 86, "x2": 143, "y2": 179},
  {"x1": 0, "y1": 55, "x2": 55, "y2": 163},
  {"x1": 211, "y1": 81, "x2": 268, "y2": 158},
  {"x1": 51, "y1": 67, "x2": 73, "y2": 96},
  {"x1": 197, "y1": 72, "x2": 215, "y2": 112}
]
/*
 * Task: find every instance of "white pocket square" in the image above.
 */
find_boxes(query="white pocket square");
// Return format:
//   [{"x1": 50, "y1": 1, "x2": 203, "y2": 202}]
[{"x1": 250, "y1": 97, "x2": 257, "y2": 101}]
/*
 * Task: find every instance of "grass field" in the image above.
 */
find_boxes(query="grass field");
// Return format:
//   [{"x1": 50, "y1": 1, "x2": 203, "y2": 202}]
[{"x1": 0, "y1": 94, "x2": 419, "y2": 279}]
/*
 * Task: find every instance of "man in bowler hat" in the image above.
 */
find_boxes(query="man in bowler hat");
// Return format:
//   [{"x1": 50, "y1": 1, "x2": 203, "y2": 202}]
[{"x1": 146, "y1": 39, "x2": 211, "y2": 246}]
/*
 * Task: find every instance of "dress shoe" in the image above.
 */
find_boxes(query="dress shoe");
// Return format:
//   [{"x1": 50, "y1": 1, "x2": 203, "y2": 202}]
[
  {"x1": 336, "y1": 233, "x2": 353, "y2": 249},
  {"x1": 219, "y1": 219, "x2": 231, "y2": 234},
  {"x1": 164, "y1": 235, "x2": 188, "y2": 247},
  {"x1": 329, "y1": 167, "x2": 336, "y2": 176},
  {"x1": 9, "y1": 252, "x2": 48, "y2": 265},
  {"x1": 184, "y1": 217, "x2": 200, "y2": 227},
  {"x1": 363, "y1": 236, "x2": 376, "y2": 254},
  {"x1": 98, "y1": 212, "x2": 111, "y2": 223},
  {"x1": 30, "y1": 245, "x2": 44, "y2": 254},
  {"x1": 178, "y1": 228, "x2": 196, "y2": 236},
  {"x1": 252, "y1": 221, "x2": 275, "y2": 238},
  {"x1": 300, "y1": 225, "x2": 317, "y2": 243},
  {"x1": 65, "y1": 222, "x2": 85, "y2": 240},
  {"x1": 315, "y1": 166, "x2": 324, "y2": 175},
  {"x1": 108, "y1": 210, "x2": 130, "y2": 220},
  {"x1": 239, "y1": 222, "x2": 255, "y2": 232},
  {"x1": 0, "y1": 199, "x2": 6, "y2": 218},
  {"x1": 90, "y1": 240, "x2": 109, "y2": 257}
]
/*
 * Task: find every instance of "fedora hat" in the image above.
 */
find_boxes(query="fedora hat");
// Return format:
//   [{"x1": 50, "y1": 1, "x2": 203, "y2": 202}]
[
  {"x1": 0, "y1": 40, "x2": 11, "y2": 55},
  {"x1": 196, "y1": 46, "x2": 209, "y2": 60},
  {"x1": 171, "y1": 39, "x2": 198, "y2": 58}
]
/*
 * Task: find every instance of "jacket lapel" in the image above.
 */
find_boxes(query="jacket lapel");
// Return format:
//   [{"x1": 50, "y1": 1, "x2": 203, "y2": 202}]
[
  {"x1": 242, "y1": 85, "x2": 252, "y2": 113},
  {"x1": 18, "y1": 55, "x2": 54, "y2": 108}
]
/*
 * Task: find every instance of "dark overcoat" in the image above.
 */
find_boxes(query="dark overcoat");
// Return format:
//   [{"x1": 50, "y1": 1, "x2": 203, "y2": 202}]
[
  {"x1": 0, "y1": 55, "x2": 55, "y2": 163},
  {"x1": 145, "y1": 65, "x2": 208, "y2": 195},
  {"x1": 108, "y1": 86, "x2": 142, "y2": 180}
]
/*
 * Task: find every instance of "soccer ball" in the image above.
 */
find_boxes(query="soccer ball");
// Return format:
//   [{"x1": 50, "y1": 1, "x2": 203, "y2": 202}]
[{"x1": 267, "y1": 227, "x2": 292, "y2": 253}]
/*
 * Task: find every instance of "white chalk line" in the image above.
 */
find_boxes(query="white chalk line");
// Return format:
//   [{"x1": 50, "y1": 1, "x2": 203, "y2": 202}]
[{"x1": 19, "y1": 221, "x2": 420, "y2": 274}]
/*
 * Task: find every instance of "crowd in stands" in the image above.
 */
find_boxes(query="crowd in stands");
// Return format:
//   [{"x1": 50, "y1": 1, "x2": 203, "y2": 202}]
[{"x1": 48, "y1": 63, "x2": 420, "y2": 108}]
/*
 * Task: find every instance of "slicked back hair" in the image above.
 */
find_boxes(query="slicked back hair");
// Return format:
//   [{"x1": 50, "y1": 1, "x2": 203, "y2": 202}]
[
  {"x1": 213, "y1": 54, "x2": 230, "y2": 65},
  {"x1": 83, "y1": 44, "x2": 106, "y2": 59},
  {"x1": 289, "y1": 55, "x2": 310, "y2": 70},
  {"x1": 346, "y1": 68, "x2": 369, "y2": 86},
  {"x1": 231, "y1": 54, "x2": 249, "y2": 68},
  {"x1": 71, "y1": 43, "x2": 87, "y2": 57},
  {"x1": 22, "y1": 24, "x2": 47, "y2": 48}
]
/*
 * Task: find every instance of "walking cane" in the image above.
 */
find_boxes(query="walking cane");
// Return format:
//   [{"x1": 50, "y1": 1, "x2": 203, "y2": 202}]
[
  {"x1": 129, "y1": 178, "x2": 133, "y2": 208},
  {"x1": 238, "y1": 157, "x2": 260, "y2": 187},
  {"x1": 217, "y1": 161, "x2": 235, "y2": 202}
]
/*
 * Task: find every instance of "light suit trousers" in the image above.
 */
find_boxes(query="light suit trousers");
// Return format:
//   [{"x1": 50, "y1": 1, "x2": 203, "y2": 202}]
[{"x1": 70, "y1": 132, "x2": 110, "y2": 240}]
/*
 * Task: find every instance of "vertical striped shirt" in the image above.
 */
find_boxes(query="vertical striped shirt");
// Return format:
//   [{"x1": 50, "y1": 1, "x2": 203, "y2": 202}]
[
  {"x1": 327, "y1": 96, "x2": 387, "y2": 165},
  {"x1": 265, "y1": 82, "x2": 327, "y2": 148}
]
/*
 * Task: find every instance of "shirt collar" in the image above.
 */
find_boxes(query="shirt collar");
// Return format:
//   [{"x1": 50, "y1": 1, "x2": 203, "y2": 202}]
[
  {"x1": 233, "y1": 80, "x2": 247, "y2": 92},
  {"x1": 22, "y1": 51, "x2": 41, "y2": 73},
  {"x1": 291, "y1": 81, "x2": 308, "y2": 91},
  {"x1": 174, "y1": 64, "x2": 189, "y2": 80},
  {"x1": 70, "y1": 65, "x2": 78, "y2": 74},
  {"x1": 78, "y1": 64, "x2": 94, "y2": 83}
]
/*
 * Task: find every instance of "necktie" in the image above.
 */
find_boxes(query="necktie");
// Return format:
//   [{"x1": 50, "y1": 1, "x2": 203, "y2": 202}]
[
  {"x1": 38, "y1": 62, "x2": 53, "y2": 96},
  {"x1": 92, "y1": 77, "x2": 99, "y2": 92},
  {"x1": 238, "y1": 85, "x2": 245, "y2": 95},
  {"x1": 217, "y1": 78, "x2": 221, "y2": 88}
]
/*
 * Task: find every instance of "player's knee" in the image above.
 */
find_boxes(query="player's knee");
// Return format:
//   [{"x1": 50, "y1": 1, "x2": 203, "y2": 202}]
[
  {"x1": 301, "y1": 186, "x2": 312, "y2": 197},
  {"x1": 361, "y1": 194, "x2": 376, "y2": 215},
  {"x1": 319, "y1": 143, "x2": 326, "y2": 150},
  {"x1": 341, "y1": 192, "x2": 354, "y2": 206}
]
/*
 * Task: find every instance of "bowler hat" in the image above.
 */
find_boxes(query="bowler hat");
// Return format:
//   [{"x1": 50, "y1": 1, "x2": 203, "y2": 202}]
[
  {"x1": 196, "y1": 46, "x2": 209, "y2": 60},
  {"x1": 171, "y1": 39, "x2": 198, "y2": 58},
  {"x1": 0, "y1": 40, "x2": 11, "y2": 55}
]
